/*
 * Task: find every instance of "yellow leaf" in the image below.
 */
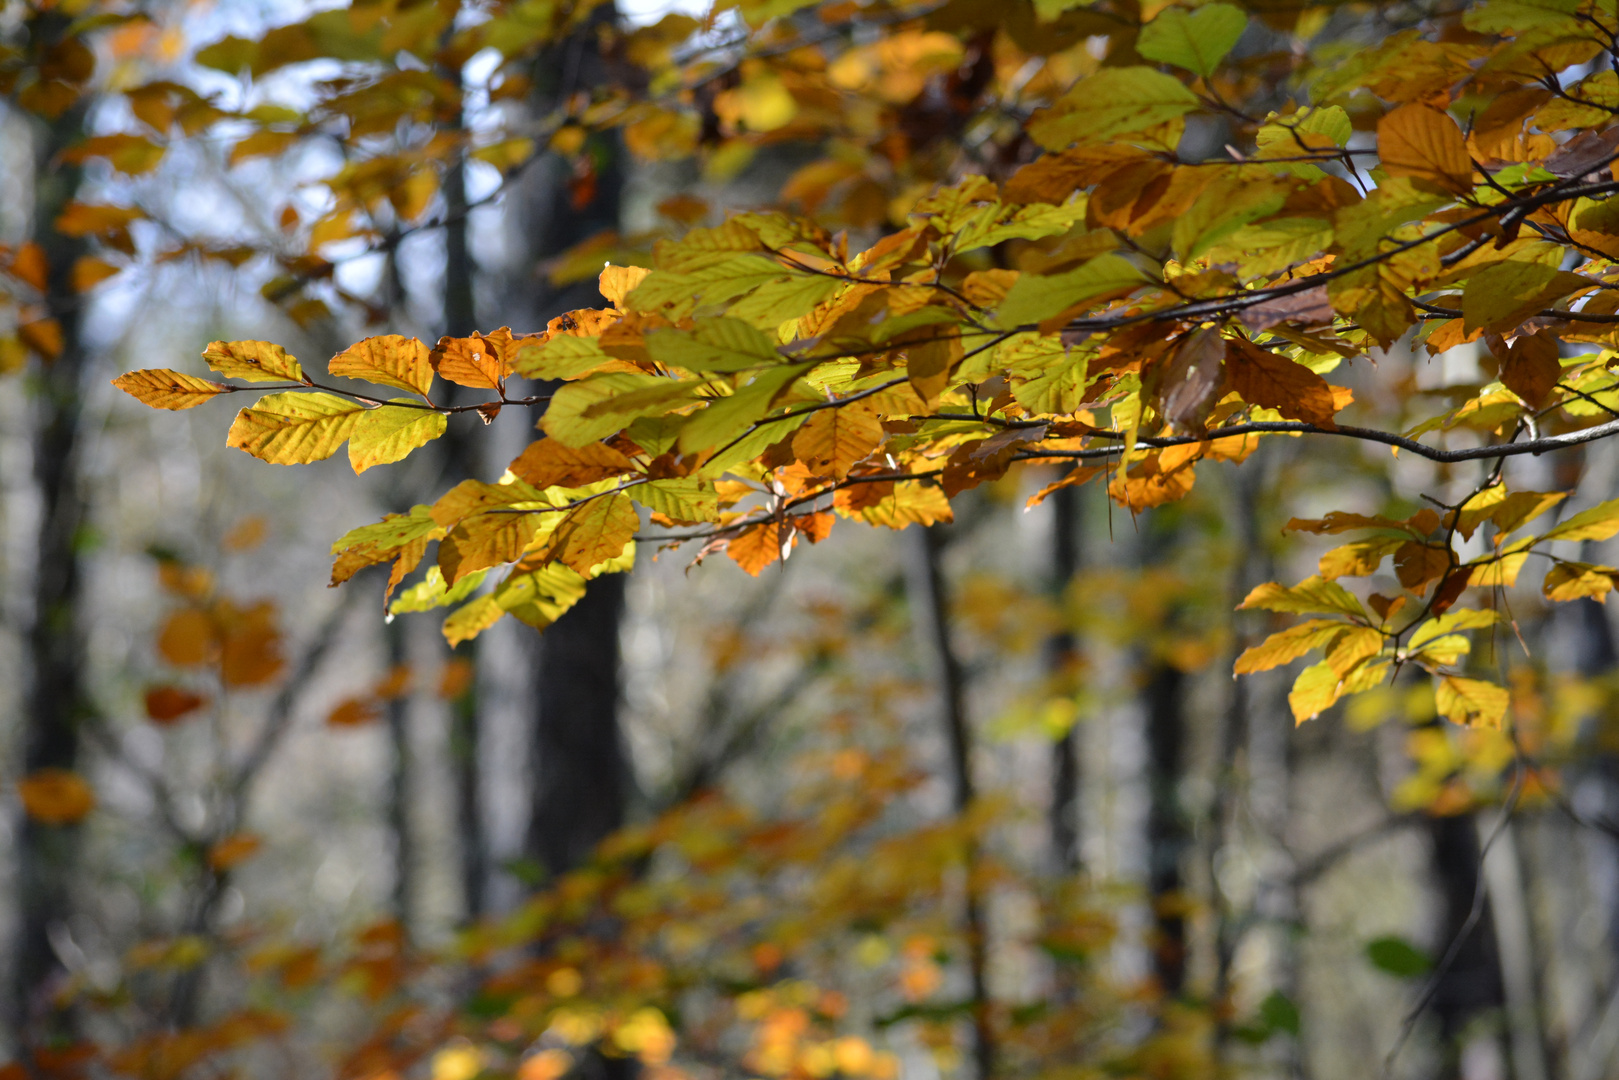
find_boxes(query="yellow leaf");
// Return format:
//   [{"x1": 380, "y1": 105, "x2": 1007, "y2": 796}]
[
  {"x1": 203, "y1": 339, "x2": 304, "y2": 383},
  {"x1": 1543, "y1": 562, "x2": 1619, "y2": 602},
  {"x1": 1288, "y1": 660, "x2": 1342, "y2": 723},
  {"x1": 348, "y1": 402, "x2": 448, "y2": 473},
  {"x1": 226, "y1": 392, "x2": 366, "y2": 465},
  {"x1": 1233, "y1": 618, "x2": 1347, "y2": 674},
  {"x1": 551, "y1": 494, "x2": 638, "y2": 575},
  {"x1": 328, "y1": 335, "x2": 434, "y2": 396},
  {"x1": 600, "y1": 264, "x2": 652, "y2": 310},
  {"x1": 1027, "y1": 67, "x2": 1200, "y2": 150},
  {"x1": 1239, "y1": 576, "x2": 1366, "y2": 618},
  {"x1": 1435, "y1": 676, "x2": 1509, "y2": 728},
  {"x1": 1540, "y1": 497, "x2": 1619, "y2": 543},
  {"x1": 18, "y1": 769, "x2": 95, "y2": 825},
  {"x1": 112, "y1": 369, "x2": 228, "y2": 410}
]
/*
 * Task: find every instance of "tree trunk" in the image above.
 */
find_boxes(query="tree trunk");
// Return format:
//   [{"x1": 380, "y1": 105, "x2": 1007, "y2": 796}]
[
  {"x1": 907, "y1": 526, "x2": 995, "y2": 1080},
  {"x1": 1047, "y1": 483, "x2": 1082, "y2": 873},
  {"x1": 521, "y1": 9, "x2": 632, "y2": 882},
  {"x1": 1427, "y1": 810, "x2": 1506, "y2": 1080},
  {"x1": 1144, "y1": 662, "x2": 1189, "y2": 998},
  {"x1": 15, "y1": 79, "x2": 90, "y2": 1043}
]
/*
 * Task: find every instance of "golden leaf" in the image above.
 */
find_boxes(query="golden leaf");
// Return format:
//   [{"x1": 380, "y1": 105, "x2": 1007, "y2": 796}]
[
  {"x1": 113, "y1": 369, "x2": 228, "y2": 410},
  {"x1": 202, "y1": 339, "x2": 304, "y2": 383},
  {"x1": 226, "y1": 392, "x2": 366, "y2": 465},
  {"x1": 328, "y1": 335, "x2": 434, "y2": 397}
]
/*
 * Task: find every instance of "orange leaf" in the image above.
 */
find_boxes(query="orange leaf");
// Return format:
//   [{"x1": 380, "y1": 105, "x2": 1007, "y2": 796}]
[
  {"x1": 327, "y1": 697, "x2": 380, "y2": 727},
  {"x1": 19, "y1": 318, "x2": 63, "y2": 360},
  {"x1": 157, "y1": 608, "x2": 216, "y2": 666},
  {"x1": 728, "y1": 522, "x2": 783, "y2": 576},
  {"x1": 223, "y1": 515, "x2": 269, "y2": 552},
  {"x1": 508, "y1": 439, "x2": 634, "y2": 489},
  {"x1": 374, "y1": 664, "x2": 413, "y2": 699},
  {"x1": 1378, "y1": 103, "x2": 1473, "y2": 194},
  {"x1": 430, "y1": 328, "x2": 519, "y2": 389},
  {"x1": 144, "y1": 685, "x2": 208, "y2": 724},
  {"x1": 11, "y1": 241, "x2": 48, "y2": 291},
  {"x1": 438, "y1": 658, "x2": 474, "y2": 700},
  {"x1": 18, "y1": 769, "x2": 95, "y2": 825},
  {"x1": 72, "y1": 255, "x2": 119, "y2": 292},
  {"x1": 207, "y1": 832, "x2": 262, "y2": 870},
  {"x1": 328, "y1": 335, "x2": 434, "y2": 397}
]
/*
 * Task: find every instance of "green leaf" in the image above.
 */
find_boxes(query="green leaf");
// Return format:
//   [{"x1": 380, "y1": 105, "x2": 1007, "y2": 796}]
[
  {"x1": 542, "y1": 373, "x2": 686, "y2": 447},
  {"x1": 1026, "y1": 67, "x2": 1200, "y2": 150},
  {"x1": 1463, "y1": 0, "x2": 1580, "y2": 33},
  {"x1": 225, "y1": 392, "x2": 365, "y2": 465},
  {"x1": 677, "y1": 364, "x2": 811, "y2": 456},
  {"x1": 390, "y1": 565, "x2": 490, "y2": 614},
  {"x1": 1137, "y1": 3, "x2": 1247, "y2": 77},
  {"x1": 646, "y1": 317, "x2": 781, "y2": 372},
  {"x1": 996, "y1": 254, "x2": 1147, "y2": 327},
  {"x1": 630, "y1": 478, "x2": 720, "y2": 522},
  {"x1": 348, "y1": 402, "x2": 447, "y2": 473},
  {"x1": 1366, "y1": 936, "x2": 1432, "y2": 978},
  {"x1": 727, "y1": 274, "x2": 842, "y2": 329},
  {"x1": 1462, "y1": 257, "x2": 1591, "y2": 334},
  {"x1": 514, "y1": 335, "x2": 611, "y2": 380},
  {"x1": 1258, "y1": 991, "x2": 1300, "y2": 1036}
]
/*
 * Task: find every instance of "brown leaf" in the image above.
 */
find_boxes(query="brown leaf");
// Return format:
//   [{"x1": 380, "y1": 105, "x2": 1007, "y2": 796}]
[
  {"x1": 1394, "y1": 541, "x2": 1451, "y2": 594},
  {"x1": 1544, "y1": 125, "x2": 1619, "y2": 178},
  {"x1": 1489, "y1": 329, "x2": 1561, "y2": 408},
  {"x1": 439, "y1": 658, "x2": 474, "y2": 700},
  {"x1": 218, "y1": 601, "x2": 284, "y2": 688},
  {"x1": 1378, "y1": 103, "x2": 1473, "y2": 194},
  {"x1": 508, "y1": 439, "x2": 634, "y2": 488},
  {"x1": 144, "y1": 685, "x2": 208, "y2": 724},
  {"x1": 1237, "y1": 286, "x2": 1332, "y2": 333},
  {"x1": 1225, "y1": 338, "x2": 1338, "y2": 429},
  {"x1": 1156, "y1": 328, "x2": 1226, "y2": 430}
]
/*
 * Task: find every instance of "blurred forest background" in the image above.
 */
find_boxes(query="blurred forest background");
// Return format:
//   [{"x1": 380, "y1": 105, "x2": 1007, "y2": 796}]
[{"x1": 4, "y1": 2, "x2": 1619, "y2": 1080}]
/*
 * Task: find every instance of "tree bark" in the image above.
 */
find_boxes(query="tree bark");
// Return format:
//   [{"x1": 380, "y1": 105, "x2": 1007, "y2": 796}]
[
  {"x1": 14, "y1": 71, "x2": 90, "y2": 1043},
  {"x1": 1047, "y1": 484, "x2": 1082, "y2": 873},
  {"x1": 907, "y1": 526, "x2": 994, "y2": 1080},
  {"x1": 521, "y1": 9, "x2": 632, "y2": 883},
  {"x1": 1427, "y1": 809, "x2": 1506, "y2": 1080}
]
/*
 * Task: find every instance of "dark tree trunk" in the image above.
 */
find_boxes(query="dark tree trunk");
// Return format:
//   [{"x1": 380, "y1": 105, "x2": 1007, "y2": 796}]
[
  {"x1": 15, "y1": 77, "x2": 90, "y2": 1043},
  {"x1": 1426, "y1": 811, "x2": 1506, "y2": 1079},
  {"x1": 526, "y1": 573, "x2": 628, "y2": 877},
  {"x1": 1047, "y1": 484, "x2": 1082, "y2": 873},
  {"x1": 1144, "y1": 662, "x2": 1189, "y2": 997},
  {"x1": 908, "y1": 526, "x2": 995, "y2": 1080},
  {"x1": 522, "y1": 7, "x2": 631, "y2": 883}
]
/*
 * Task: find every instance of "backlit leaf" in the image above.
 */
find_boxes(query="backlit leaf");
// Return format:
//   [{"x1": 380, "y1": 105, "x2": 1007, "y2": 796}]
[
  {"x1": 113, "y1": 369, "x2": 228, "y2": 410},
  {"x1": 348, "y1": 402, "x2": 448, "y2": 473},
  {"x1": 1435, "y1": 675, "x2": 1509, "y2": 728},
  {"x1": 203, "y1": 340, "x2": 304, "y2": 383},
  {"x1": 328, "y1": 335, "x2": 434, "y2": 397},
  {"x1": 1137, "y1": 3, "x2": 1246, "y2": 78},
  {"x1": 226, "y1": 392, "x2": 367, "y2": 465}
]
